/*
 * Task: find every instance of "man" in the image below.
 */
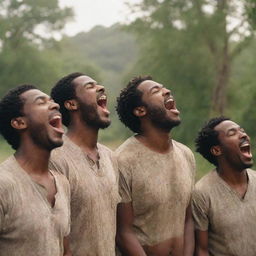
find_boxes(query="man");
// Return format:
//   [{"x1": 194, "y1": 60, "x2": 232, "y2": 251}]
[
  {"x1": 0, "y1": 85, "x2": 71, "y2": 256},
  {"x1": 49, "y1": 72, "x2": 120, "y2": 256},
  {"x1": 115, "y1": 76, "x2": 195, "y2": 256},
  {"x1": 192, "y1": 116, "x2": 256, "y2": 256}
]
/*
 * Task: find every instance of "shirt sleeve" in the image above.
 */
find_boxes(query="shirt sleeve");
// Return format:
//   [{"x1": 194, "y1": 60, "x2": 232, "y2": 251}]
[{"x1": 191, "y1": 188, "x2": 209, "y2": 231}]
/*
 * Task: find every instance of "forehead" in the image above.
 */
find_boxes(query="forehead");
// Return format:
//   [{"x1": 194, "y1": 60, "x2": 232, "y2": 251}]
[
  {"x1": 20, "y1": 89, "x2": 48, "y2": 104},
  {"x1": 214, "y1": 120, "x2": 239, "y2": 134},
  {"x1": 73, "y1": 75, "x2": 96, "y2": 87},
  {"x1": 137, "y1": 80, "x2": 161, "y2": 94}
]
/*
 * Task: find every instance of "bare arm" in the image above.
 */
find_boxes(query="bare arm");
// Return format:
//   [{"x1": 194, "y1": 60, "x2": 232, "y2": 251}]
[
  {"x1": 183, "y1": 204, "x2": 195, "y2": 256},
  {"x1": 194, "y1": 230, "x2": 209, "y2": 256},
  {"x1": 116, "y1": 202, "x2": 147, "y2": 256},
  {"x1": 63, "y1": 236, "x2": 72, "y2": 256}
]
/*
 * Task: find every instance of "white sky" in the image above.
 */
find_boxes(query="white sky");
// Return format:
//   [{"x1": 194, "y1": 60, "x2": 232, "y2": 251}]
[{"x1": 59, "y1": 0, "x2": 141, "y2": 36}]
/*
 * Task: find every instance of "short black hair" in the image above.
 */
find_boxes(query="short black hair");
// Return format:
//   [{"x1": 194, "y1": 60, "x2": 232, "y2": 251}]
[
  {"x1": 51, "y1": 72, "x2": 85, "y2": 127},
  {"x1": 195, "y1": 116, "x2": 230, "y2": 166},
  {"x1": 0, "y1": 84, "x2": 37, "y2": 150},
  {"x1": 116, "y1": 75, "x2": 152, "y2": 133}
]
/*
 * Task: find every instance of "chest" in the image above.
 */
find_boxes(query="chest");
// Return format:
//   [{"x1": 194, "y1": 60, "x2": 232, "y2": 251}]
[
  {"x1": 209, "y1": 186, "x2": 256, "y2": 234},
  {"x1": 68, "y1": 154, "x2": 118, "y2": 204},
  {"x1": 1, "y1": 183, "x2": 69, "y2": 237},
  {"x1": 131, "y1": 154, "x2": 193, "y2": 210}
]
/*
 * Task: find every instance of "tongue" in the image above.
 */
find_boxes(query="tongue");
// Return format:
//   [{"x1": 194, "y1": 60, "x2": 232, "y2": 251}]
[
  {"x1": 243, "y1": 151, "x2": 252, "y2": 159},
  {"x1": 54, "y1": 126, "x2": 65, "y2": 134}
]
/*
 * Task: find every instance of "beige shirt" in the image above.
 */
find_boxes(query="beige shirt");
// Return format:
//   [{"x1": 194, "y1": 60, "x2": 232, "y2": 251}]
[
  {"x1": 50, "y1": 136, "x2": 120, "y2": 256},
  {"x1": 116, "y1": 136, "x2": 195, "y2": 246},
  {"x1": 0, "y1": 155, "x2": 70, "y2": 256},
  {"x1": 192, "y1": 169, "x2": 256, "y2": 256}
]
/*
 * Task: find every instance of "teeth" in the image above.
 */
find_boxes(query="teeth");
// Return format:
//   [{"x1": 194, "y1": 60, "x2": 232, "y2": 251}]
[
  {"x1": 240, "y1": 141, "x2": 250, "y2": 148},
  {"x1": 98, "y1": 95, "x2": 106, "y2": 100}
]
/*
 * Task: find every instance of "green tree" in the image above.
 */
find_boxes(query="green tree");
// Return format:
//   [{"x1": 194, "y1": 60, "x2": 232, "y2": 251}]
[
  {"x1": 0, "y1": 0, "x2": 74, "y2": 95},
  {"x1": 0, "y1": 0, "x2": 73, "y2": 49},
  {"x1": 127, "y1": 0, "x2": 256, "y2": 116}
]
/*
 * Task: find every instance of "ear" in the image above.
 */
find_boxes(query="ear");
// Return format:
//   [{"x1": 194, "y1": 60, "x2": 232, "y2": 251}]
[
  {"x1": 11, "y1": 117, "x2": 27, "y2": 130},
  {"x1": 64, "y1": 99, "x2": 78, "y2": 111},
  {"x1": 133, "y1": 106, "x2": 146, "y2": 117},
  {"x1": 210, "y1": 145, "x2": 222, "y2": 156}
]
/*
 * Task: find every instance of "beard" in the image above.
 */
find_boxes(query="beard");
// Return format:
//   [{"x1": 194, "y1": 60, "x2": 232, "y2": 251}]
[
  {"x1": 79, "y1": 100, "x2": 111, "y2": 129},
  {"x1": 29, "y1": 124, "x2": 63, "y2": 151},
  {"x1": 146, "y1": 104, "x2": 181, "y2": 131}
]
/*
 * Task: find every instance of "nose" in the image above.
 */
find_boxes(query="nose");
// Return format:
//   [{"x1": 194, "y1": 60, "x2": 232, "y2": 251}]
[
  {"x1": 49, "y1": 100, "x2": 60, "y2": 111},
  {"x1": 162, "y1": 87, "x2": 171, "y2": 97},
  {"x1": 97, "y1": 84, "x2": 105, "y2": 93},
  {"x1": 240, "y1": 130, "x2": 249, "y2": 139}
]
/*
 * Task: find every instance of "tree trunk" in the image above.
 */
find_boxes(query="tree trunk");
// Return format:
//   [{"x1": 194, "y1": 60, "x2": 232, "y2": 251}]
[{"x1": 210, "y1": 53, "x2": 230, "y2": 116}]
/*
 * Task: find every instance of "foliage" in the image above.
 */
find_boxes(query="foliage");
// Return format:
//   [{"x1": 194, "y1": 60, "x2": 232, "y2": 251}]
[{"x1": 124, "y1": 0, "x2": 256, "y2": 144}]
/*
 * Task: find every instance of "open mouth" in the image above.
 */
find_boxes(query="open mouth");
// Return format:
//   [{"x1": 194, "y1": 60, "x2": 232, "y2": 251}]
[
  {"x1": 49, "y1": 115, "x2": 64, "y2": 134},
  {"x1": 164, "y1": 98, "x2": 180, "y2": 114},
  {"x1": 97, "y1": 94, "x2": 107, "y2": 109},
  {"x1": 240, "y1": 141, "x2": 252, "y2": 159}
]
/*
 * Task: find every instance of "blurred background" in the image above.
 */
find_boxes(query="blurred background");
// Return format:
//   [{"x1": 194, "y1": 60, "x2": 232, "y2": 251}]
[{"x1": 1, "y1": 0, "x2": 256, "y2": 179}]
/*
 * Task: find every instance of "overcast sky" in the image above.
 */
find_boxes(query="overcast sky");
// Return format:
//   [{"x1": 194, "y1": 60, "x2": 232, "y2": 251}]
[{"x1": 59, "y1": 0, "x2": 141, "y2": 36}]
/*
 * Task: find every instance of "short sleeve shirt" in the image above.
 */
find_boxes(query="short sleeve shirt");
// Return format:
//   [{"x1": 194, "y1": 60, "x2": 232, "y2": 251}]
[
  {"x1": 116, "y1": 136, "x2": 195, "y2": 246},
  {"x1": 0, "y1": 156, "x2": 70, "y2": 256},
  {"x1": 192, "y1": 169, "x2": 256, "y2": 256},
  {"x1": 50, "y1": 136, "x2": 120, "y2": 256}
]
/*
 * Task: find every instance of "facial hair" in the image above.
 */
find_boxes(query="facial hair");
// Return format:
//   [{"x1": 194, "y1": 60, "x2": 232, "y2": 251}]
[
  {"x1": 79, "y1": 100, "x2": 111, "y2": 129},
  {"x1": 29, "y1": 122, "x2": 63, "y2": 151},
  {"x1": 146, "y1": 103, "x2": 181, "y2": 131}
]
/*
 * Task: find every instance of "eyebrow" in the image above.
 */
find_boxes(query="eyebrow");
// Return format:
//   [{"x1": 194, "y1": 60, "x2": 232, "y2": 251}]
[
  {"x1": 226, "y1": 126, "x2": 241, "y2": 134},
  {"x1": 33, "y1": 95, "x2": 51, "y2": 103},
  {"x1": 83, "y1": 81, "x2": 97, "y2": 87},
  {"x1": 149, "y1": 84, "x2": 163, "y2": 93}
]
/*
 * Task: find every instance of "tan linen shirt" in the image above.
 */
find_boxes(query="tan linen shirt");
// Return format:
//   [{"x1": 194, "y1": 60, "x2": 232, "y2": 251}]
[
  {"x1": 192, "y1": 169, "x2": 256, "y2": 256},
  {"x1": 0, "y1": 155, "x2": 70, "y2": 256},
  {"x1": 116, "y1": 136, "x2": 195, "y2": 246},
  {"x1": 50, "y1": 136, "x2": 120, "y2": 256}
]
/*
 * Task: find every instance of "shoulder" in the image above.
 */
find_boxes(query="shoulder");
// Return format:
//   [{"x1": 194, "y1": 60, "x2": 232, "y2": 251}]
[
  {"x1": 247, "y1": 169, "x2": 256, "y2": 179},
  {"x1": 51, "y1": 170, "x2": 70, "y2": 194},
  {"x1": 50, "y1": 143, "x2": 71, "y2": 176},
  {"x1": 0, "y1": 157, "x2": 19, "y2": 195},
  {"x1": 97, "y1": 143, "x2": 113, "y2": 156},
  {"x1": 194, "y1": 170, "x2": 218, "y2": 197},
  {"x1": 173, "y1": 140, "x2": 194, "y2": 158},
  {"x1": 115, "y1": 137, "x2": 141, "y2": 161},
  {"x1": 173, "y1": 140, "x2": 195, "y2": 174}
]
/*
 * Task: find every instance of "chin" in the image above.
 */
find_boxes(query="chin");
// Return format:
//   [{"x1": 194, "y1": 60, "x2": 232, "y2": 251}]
[
  {"x1": 99, "y1": 120, "x2": 111, "y2": 129},
  {"x1": 245, "y1": 162, "x2": 254, "y2": 169},
  {"x1": 48, "y1": 139, "x2": 63, "y2": 150}
]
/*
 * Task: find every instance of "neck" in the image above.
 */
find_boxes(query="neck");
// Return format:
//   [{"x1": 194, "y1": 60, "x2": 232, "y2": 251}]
[
  {"x1": 217, "y1": 164, "x2": 248, "y2": 185},
  {"x1": 136, "y1": 126, "x2": 172, "y2": 153},
  {"x1": 15, "y1": 144, "x2": 51, "y2": 175},
  {"x1": 67, "y1": 120, "x2": 99, "y2": 154}
]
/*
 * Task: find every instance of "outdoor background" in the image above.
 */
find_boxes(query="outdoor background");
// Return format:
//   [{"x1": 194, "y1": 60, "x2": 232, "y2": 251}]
[{"x1": 0, "y1": 0, "x2": 256, "y2": 179}]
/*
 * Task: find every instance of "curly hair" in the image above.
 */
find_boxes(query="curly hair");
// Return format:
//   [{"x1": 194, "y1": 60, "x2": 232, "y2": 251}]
[
  {"x1": 0, "y1": 84, "x2": 37, "y2": 150},
  {"x1": 195, "y1": 116, "x2": 230, "y2": 166},
  {"x1": 51, "y1": 72, "x2": 85, "y2": 127},
  {"x1": 116, "y1": 76, "x2": 152, "y2": 133}
]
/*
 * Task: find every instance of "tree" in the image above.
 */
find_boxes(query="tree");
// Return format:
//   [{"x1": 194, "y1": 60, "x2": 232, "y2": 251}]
[
  {"x1": 127, "y1": 0, "x2": 256, "y2": 115},
  {"x1": 0, "y1": 0, "x2": 73, "y2": 49},
  {"x1": 0, "y1": 0, "x2": 74, "y2": 95}
]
